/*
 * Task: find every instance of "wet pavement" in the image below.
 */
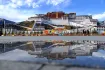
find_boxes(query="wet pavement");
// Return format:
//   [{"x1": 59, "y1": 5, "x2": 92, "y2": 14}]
[
  {"x1": 1, "y1": 36, "x2": 105, "y2": 43},
  {"x1": 0, "y1": 40, "x2": 105, "y2": 70}
]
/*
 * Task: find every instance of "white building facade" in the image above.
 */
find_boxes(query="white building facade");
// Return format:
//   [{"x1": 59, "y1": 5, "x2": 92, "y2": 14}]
[
  {"x1": 97, "y1": 26, "x2": 105, "y2": 34},
  {"x1": 69, "y1": 15, "x2": 97, "y2": 27},
  {"x1": 50, "y1": 18, "x2": 69, "y2": 25},
  {"x1": 27, "y1": 13, "x2": 98, "y2": 33}
]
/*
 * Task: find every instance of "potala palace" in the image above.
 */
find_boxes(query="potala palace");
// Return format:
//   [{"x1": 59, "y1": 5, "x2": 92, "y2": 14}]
[{"x1": 27, "y1": 11, "x2": 98, "y2": 34}]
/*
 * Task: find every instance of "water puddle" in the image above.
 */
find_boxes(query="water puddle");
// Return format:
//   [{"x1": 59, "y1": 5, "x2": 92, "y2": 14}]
[{"x1": 0, "y1": 40, "x2": 105, "y2": 69}]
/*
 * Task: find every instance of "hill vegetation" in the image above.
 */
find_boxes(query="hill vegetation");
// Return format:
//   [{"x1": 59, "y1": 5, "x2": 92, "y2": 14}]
[
  {"x1": 18, "y1": 21, "x2": 77, "y2": 30},
  {"x1": 18, "y1": 21, "x2": 34, "y2": 28},
  {"x1": 18, "y1": 21, "x2": 54, "y2": 29}
]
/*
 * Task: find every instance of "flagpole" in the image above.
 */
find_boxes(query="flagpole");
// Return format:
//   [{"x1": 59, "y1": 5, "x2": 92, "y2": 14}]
[{"x1": 4, "y1": 20, "x2": 6, "y2": 36}]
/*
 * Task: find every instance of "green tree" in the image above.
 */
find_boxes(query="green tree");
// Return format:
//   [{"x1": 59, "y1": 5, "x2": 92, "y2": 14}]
[
  {"x1": 97, "y1": 22, "x2": 100, "y2": 26},
  {"x1": 18, "y1": 21, "x2": 35, "y2": 28},
  {"x1": 65, "y1": 25, "x2": 71, "y2": 30},
  {"x1": 92, "y1": 29, "x2": 98, "y2": 34}
]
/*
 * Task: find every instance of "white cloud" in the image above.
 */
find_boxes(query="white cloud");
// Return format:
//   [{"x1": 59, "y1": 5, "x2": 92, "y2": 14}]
[
  {"x1": 0, "y1": 0, "x2": 38, "y2": 22},
  {"x1": 8, "y1": 0, "x2": 35, "y2": 8},
  {"x1": 8, "y1": 3, "x2": 18, "y2": 8},
  {"x1": 0, "y1": 0, "x2": 71, "y2": 22},
  {"x1": 0, "y1": 5, "x2": 3, "y2": 9},
  {"x1": 0, "y1": 5, "x2": 35, "y2": 22},
  {"x1": 1, "y1": 0, "x2": 71, "y2": 9},
  {"x1": 32, "y1": 3, "x2": 40, "y2": 8},
  {"x1": 46, "y1": 0, "x2": 64, "y2": 6},
  {"x1": 7, "y1": 0, "x2": 24, "y2": 8},
  {"x1": 93, "y1": 12, "x2": 105, "y2": 20},
  {"x1": 25, "y1": 0, "x2": 33, "y2": 7},
  {"x1": 11, "y1": 0, "x2": 17, "y2": 3},
  {"x1": 46, "y1": 0, "x2": 71, "y2": 6},
  {"x1": 16, "y1": 1, "x2": 23, "y2": 6}
]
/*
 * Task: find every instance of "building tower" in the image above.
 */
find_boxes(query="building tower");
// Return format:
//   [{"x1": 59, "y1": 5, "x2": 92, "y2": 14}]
[{"x1": 56, "y1": 12, "x2": 58, "y2": 18}]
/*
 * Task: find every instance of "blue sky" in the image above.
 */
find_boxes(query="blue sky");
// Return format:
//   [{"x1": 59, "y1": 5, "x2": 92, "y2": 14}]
[{"x1": 0, "y1": 0, "x2": 105, "y2": 22}]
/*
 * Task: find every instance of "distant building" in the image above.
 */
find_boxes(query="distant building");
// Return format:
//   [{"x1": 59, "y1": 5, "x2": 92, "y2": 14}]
[
  {"x1": 33, "y1": 26, "x2": 45, "y2": 31},
  {"x1": 104, "y1": 20, "x2": 105, "y2": 23},
  {"x1": 68, "y1": 13, "x2": 76, "y2": 19},
  {"x1": 96, "y1": 20, "x2": 105, "y2": 34},
  {"x1": 100, "y1": 20, "x2": 105, "y2": 26},
  {"x1": 97, "y1": 26, "x2": 105, "y2": 34},
  {"x1": 28, "y1": 11, "x2": 69, "y2": 25},
  {"x1": 46, "y1": 11, "x2": 65, "y2": 19},
  {"x1": 68, "y1": 13, "x2": 97, "y2": 27},
  {"x1": 28, "y1": 16, "x2": 43, "y2": 22},
  {"x1": 90, "y1": 19, "x2": 98, "y2": 26},
  {"x1": 28, "y1": 14, "x2": 49, "y2": 23},
  {"x1": 27, "y1": 11, "x2": 98, "y2": 32},
  {"x1": 47, "y1": 12, "x2": 97, "y2": 26},
  {"x1": 50, "y1": 18, "x2": 69, "y2": 25},
  {"x1": 45, "y1": 11, "x2": 69, "y2": 25}
]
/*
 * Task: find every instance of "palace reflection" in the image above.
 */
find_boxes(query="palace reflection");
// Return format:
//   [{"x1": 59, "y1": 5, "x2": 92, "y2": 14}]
[
  {"x1": 28, "y1": 41, "x2": 99, "y2": 59},
  {"x1": 0, "y1": 40, "x2": 105, "y2": 60}
]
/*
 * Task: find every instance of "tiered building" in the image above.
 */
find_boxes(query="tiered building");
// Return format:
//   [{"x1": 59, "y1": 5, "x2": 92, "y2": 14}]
[
  {"x1": 46, "y1": 11, "x2": 65, "y2": 19},
  {"x1": 28, "y1": 11, "x2": 98, "y2": 27},
  {"x1": 27, "y1": 12, "x2": 98, "y2": 33},
  {"x1": 68, "y1": 13, "x2": 97, "y2": 27}
]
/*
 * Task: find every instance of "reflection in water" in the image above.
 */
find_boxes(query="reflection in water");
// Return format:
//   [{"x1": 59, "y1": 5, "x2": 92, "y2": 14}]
[{"x1": 0, "y1": 40, "x2": 105, "y2": 68}]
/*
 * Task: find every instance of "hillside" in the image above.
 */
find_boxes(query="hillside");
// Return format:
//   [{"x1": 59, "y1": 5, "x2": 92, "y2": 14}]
[
  {"x1": 18, "y1": 21, "x2": 34, "y2": 28},
  {"x1": 18, "y1": 21, "x2": 54, "y2": 29},
  {"x1": 0, "y1": 18, "x2": 15, "y2": 24}
]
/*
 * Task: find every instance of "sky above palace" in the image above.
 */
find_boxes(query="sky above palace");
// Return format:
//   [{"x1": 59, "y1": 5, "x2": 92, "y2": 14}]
[{"x1": 0, "y1": 0, "x2": 105, "y2": 22}]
